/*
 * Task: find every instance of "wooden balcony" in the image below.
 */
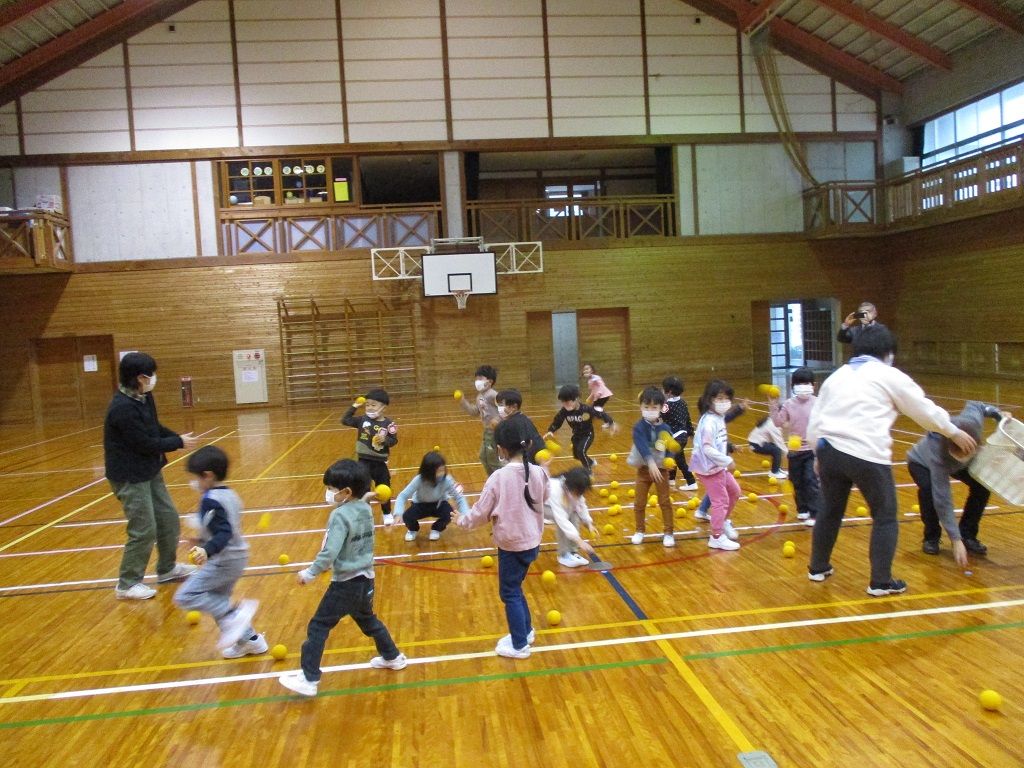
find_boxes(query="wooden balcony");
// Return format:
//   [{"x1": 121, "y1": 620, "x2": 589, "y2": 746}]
[
  {"x1": 0, "y1": 211, "x2": 73, "y2": 272},
  {"x1": 804, "y1": 137, "x2": 1024, "y2": 237}
]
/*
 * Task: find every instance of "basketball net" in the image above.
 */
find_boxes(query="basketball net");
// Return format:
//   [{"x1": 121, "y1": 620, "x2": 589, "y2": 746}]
[{"x1": 452, "y1": 290, "x2": 470, "y2": 310}]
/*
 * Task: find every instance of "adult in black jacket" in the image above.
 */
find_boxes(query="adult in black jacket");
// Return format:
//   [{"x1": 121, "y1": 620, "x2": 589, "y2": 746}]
[
  {"x1": 836, "y1": 301, "x2": 888, "y2": 344},
  {"x1": 106, "y1": 352, "x2": 198, "y2": 600}
]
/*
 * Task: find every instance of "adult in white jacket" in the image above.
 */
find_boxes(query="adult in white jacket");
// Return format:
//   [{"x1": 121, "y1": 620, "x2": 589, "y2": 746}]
[{"x1": 806, "y1": 325, "x2": 977, "y2": 596}]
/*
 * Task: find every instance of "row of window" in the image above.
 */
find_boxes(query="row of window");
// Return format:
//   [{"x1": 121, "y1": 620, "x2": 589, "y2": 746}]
[{"x1": 921, "y1": 80, "x2": 1024, "y2": 168}]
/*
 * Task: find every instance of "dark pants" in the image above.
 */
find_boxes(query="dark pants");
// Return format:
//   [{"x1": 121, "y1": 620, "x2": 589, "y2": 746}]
[
  {"x1": 751, "y1": 442, "x2": 783, "y2": 473},
  {"x1": 498, "y1": 546, "x2": 539, "y2": 650},
  {"x1": 402, "y1": 500, "x2": 453, "y2": 532},
  {"x1": 360, "y1": 458, "x2": 392, "y2": 515},
  {"x1": 300, "y1": 576, "x2": 400, "y2": 682},
  {"x1": 908, "y1": 460, "x2": 990, "y2": 542},
  {"x1": 592, "y1": 396, "x2": 610, "y2": 411},
  {"x1": 571, "y1": 430, "x2": 596, "y2": 471},
  {"x1": 789, "y1": 450, "x2": 822, "y2": 519},
  {"x1": 667, "y1": 437, "x2": 696, "y2": 484},
  {"x1": 811, "y1": 440, "x2": 899, "y2": 586}
]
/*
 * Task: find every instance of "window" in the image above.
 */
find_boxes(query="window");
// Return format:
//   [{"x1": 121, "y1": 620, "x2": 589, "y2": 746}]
[
  {"x1": 544, "y1": 182, "x2": 600, "y2": 217},
  {"x1": 921, "y1": 80, "x2": 1024, "y2": 168}
]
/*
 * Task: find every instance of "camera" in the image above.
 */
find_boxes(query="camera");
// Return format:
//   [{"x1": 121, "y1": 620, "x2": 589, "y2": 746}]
[{"x1": 854, "y1": 311, "x2": 867, "y2": 319}]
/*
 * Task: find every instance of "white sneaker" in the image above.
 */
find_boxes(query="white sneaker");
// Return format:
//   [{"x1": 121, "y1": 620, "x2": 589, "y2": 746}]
[
  {"x1": 680, "y1": 482, "x2": 699, "y2": 491},
  {"x1": 693, "y1": 508, "x2": 710, "y2": 521},
  {"x1": 499, "y1": 629, "x2": 536, "y2": 646},
  {"x1": 428, "y1": 530, "x2": 441, "y2": 541},
  {"x1": 279, "y1": 671, "x2": 318, "y2": 697},
  {"x1": 370, "y1": 652, "x2": 408, "y2": 670},
  {"x1": 222, "y1": 633, "x2": 269, "y2": 659},
  {"x1": 723, "y1": 519, "x2": 740, "y2": 541},
  {"x1": 769, "y1": 470, "x2": 788, "y2": 479},
  {"x1": 662, "y1": 534, "x2": 676, "y2": 548},
  {"x1": 404, "y1": 530, "x2": 417, "y2": 542},
  {"x1": 630, "y1": 531, "x2": 645, "y2": 545},
  {"x1": 382, "y1": 514, "x2": 395, "y2": 526},
  {"x1": 495, "y1": 635, "x2": 531, "y2": 659},
  {"x1": 219, "y1": 599, "x2": 258, "y2": 650},
  {"x1": 569, "y1": 552, "x2": 589, "y2": 566},
  {"x1": 796, "y1": 511, "x2": 810, "y2": 520},
  {"x1": 804, "y1": 517, "x2": 816, "y2": 527},
  {"x1": 156, "y1": 563, "x2": 196, "y2": 583},
  {"x1": 708, "y1": 534, "x2": 740, "y2": 551},
  {"x1": 557, "y1": 553, "x2": 587, "y2": 568},
  {"x1": 114, "y1": 583, "x2": 156, "y2": 600}
]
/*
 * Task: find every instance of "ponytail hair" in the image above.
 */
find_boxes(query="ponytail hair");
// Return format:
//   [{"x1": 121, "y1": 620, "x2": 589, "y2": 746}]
[{"x1": 494, "y1": 418, "x2": 539, "y2": 509}]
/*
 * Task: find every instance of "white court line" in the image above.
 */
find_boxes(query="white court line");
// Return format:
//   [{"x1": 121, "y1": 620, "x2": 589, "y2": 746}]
[
  {"x1": 0, "y1": 424, "x2": 102, "y2": 458},
  {"x1": 2, "y1": 597, "x2": 1021, "y2": 706},
  {"x1": 0, "y1": 478, "x2": 108, "y2": 528}
]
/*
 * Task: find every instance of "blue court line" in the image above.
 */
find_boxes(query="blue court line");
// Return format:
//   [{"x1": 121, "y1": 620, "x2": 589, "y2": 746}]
[{"x1": 590, "y1": 555, "x2": 648, "y2": 620}]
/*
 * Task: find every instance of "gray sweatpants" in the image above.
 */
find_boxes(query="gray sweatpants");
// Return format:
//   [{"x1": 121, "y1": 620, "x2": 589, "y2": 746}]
[{"x1": 174, "y1": 554, "x2": 253, "y2": 635}]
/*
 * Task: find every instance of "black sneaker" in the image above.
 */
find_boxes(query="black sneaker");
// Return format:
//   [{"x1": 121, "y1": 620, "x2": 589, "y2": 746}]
[
  {"x1": 808, "y1": 566, "x2": 834, "y2": 582},
  {"x1": 922, "y1": 539, "x2": 940, "y2": 555},
  {"x1": 963, "y1": 538, "x2": 988, "y2": 556},
  {"x1": 866, "y1": 579, "x2": 907, "y2": 597}
]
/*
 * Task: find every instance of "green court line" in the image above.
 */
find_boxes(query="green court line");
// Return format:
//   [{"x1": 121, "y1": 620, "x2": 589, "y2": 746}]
[
  {"x1": 0, "y1": 657, "x2": 667, "y2": 731},
  {"x1": 684, "y1": 620, "x2": 1024, "y2": 661}
]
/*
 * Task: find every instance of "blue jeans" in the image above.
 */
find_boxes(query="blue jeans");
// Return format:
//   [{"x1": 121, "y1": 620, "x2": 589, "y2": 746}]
[{"x1": 498, "y1": 547, "x2": 539, "y2": 649}]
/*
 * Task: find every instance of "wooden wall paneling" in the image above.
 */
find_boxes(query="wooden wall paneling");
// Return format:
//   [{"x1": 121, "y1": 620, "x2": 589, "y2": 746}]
[
  {"x1": 30, "y1": 336, "x2": 83, "y2": 423},
  {"x1": 75, "y1": 335, "x2": 117, "y2": 421},
  {"x1": 577, "y1": 307, "x2": 630, "y2": 390},
  {"x1": 526, "y1": 310, "x2": 555, "y2": 393},
  {"x1": 749, "y1": 299, "x2": 771, "y2": 383}
]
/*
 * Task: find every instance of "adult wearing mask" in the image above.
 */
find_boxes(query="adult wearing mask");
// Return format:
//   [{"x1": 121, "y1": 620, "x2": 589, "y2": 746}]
[{"x1": 106, "y1": 352, "x2": 199, "y2": 600}]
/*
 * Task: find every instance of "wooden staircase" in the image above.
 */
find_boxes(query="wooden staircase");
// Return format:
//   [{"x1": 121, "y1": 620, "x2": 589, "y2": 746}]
[{"x1": 276, "y1": 296, "x2": 417, "y2": 404}]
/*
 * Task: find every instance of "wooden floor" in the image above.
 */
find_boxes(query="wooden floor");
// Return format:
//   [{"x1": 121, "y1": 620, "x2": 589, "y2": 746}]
[{"x1": 1, "y1": 378, "x2": 1022, "y2": 767}]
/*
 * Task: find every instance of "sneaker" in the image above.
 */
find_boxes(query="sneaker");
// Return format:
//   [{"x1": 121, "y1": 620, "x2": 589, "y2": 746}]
[
  {"x1": 382, "y1": 514, "x2": 395, "y2": 526},
  {"x1": 808, "y1": 566, "x2": 834, "y2": 582},
  {"x1": 680, "y1": 482, "x2": 698, "y2": 491},
  {"x1": 219, "y1": 599, "x2": 258, "y2": 650},
  {"x1": 922, "y1": 539, "x2": 940, "y2": 555},
  {"x1": 723, "y1": 519, "x2": 739, "y2": 541},
  {"x1": 769, "y1": 470, "x2": 788, "y2": 479},
  {"x1": 804, "y1": 517, "x2": 816, "y2": 527},
  {"x1": 156, "y1": 563, "x2": 196, "y2": 583},
  {"x1": 495, "y1": 635, "x2": 531, "y2": 659},
  {"x1": 693, "y1": 508, "x2": 710, "y2": 521},
  {"x1": 662, "y1": 534, "x2": 676, "y2": 548},
  {"x1": 630, "y1": 531, "x2": 645, "y2": 545},
  {"x1": 404, "y1": 530, "x2": 417, "y2": 542},
  {"x1": 796, "y1": 511, "x2": 810, "y2": 520},
  {"x1": 557, "y1": 552, "x2": 587, "y2": 568},
  {"x1": 866, "y1": 579, "x2": 907, "y2": 597},
  {"x1": 370, "y1": 652, "x2": 408, "y2": 670},
  {"x1": 114, "y1": 583, "x2": 156, "y2": 600},
  {"x1": 278, "y1": 671, "x2": 318, "y2": 697},
  {"x1": 428, "y1": 530, "x2": 441, "y2": 541},
  {"x1": 963, "y1": 538, "x2": 988, "y2": 556},
  {"x1": 222, "y1": 633, "x2": 269, "y2": 659},
  {"x1": 499, "y1": 629, "x2": 536, "y2": 646},
  {"x1": 708, "y1": 534, "x2": 740, "y2": 551}
]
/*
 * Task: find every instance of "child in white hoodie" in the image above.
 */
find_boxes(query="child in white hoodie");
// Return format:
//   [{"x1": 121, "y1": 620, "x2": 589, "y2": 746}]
[{"x1": 545, "y1": 467, "x2": 597, "y2": 568}]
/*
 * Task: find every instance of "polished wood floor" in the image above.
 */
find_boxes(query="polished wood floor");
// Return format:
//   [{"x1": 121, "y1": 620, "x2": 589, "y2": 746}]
[{"x1": 1, "y1": 377, "x2": 1022, "y2": 767}]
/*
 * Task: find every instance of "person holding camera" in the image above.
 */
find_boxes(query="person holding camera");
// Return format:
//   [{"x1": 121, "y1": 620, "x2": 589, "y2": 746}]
[{"x1": 837, "y1": 302, "x2": 886, "y2": 344}]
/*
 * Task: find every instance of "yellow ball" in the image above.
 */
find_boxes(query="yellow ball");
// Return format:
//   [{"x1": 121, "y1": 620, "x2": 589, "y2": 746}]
[
  {"x1": 545, "y1": 440, "x2": 561, "y2": 453},
  {"x1": 608, "y1": 504, "x2": 621, "y2": 516},
  {"x1": 912, "y1": 504, "x2": 920, "y2": 513},
  {"x1": 782, "y1": 543, "x2": 796, "y2": 558},
  {"x1": 546, "y1": 609, "x2": 562, "y2": 626},
  {"x1": 627, "y1": 489, "x2": 636, "y2": 498},
  {"x1": 599, "y1": 488, "x2": 609, "y2": 497},
  {"x1": 768, "y1": 476, "x2": 778, "y2": 486},
  {"x1": 757, "y1": 383, "x2": 770, "y2": 394},
  {"x1": 255, "y1": 512, "x2": 271, "y2": 532},
  {"x1": 733, "y1": 469, "x2": 742, "y2": 478},
  {"x1": 433, "y1": 444, "x2": 441, "y2": 451},
  {"x1": 609, "y1": 480, "x2": 619, "y2": 489},
  {"x1": 768, "y1": 385, "x2": 781, "y2": 398},
  {"x1": 453, "y1": 389, "x2": 463, "y2": 400},
  {"x1": 541, "y1": 569, "x2": 556, "y2": 585},
  {"x1": 979, "y1": 689, "x2": 1002, "y2": 711},
  {"x1": 481, "y1": 555, "x2": 494, "y2": 568},
  {"x1": 647, "y1": 496, "x2": 657, "y2": 507},
  {"x1": 609, "y1": 453, "x2": 618, "y2": 462},
  {"x1": 856, "y1": 505, "x2": 867, "y2": 515},
  {"x1": 188, "y1": 549, "x2": 198, "y2": 564},
  {"x1": 374, "y1": 484, "x2": 393, "y2": 503},
  {"x1": 658, "y1": 430, "x2": 672, "y2": 443},
  {"x1": 761, "y1": 459, "x2": 770, "y2": 469},
  {"x1": 788, "y1": 435, "x2": 803, "y2": 450},
  {"x1": 784, "y1": 540, "x2": 795, "y2": 548},
  {"x1": 779, "y1": 503, "x2": 789, "y2": 514},
  {"x1": 747, "y1": 492, "x2": 758, "y2": 502},
  {"x1": 602, "y1": 523, "x2": 615, "y2": 535},
  {"x1": 687, "y1": 497, "x2": 700, "y2": 510},
  {"x1": 270, "y1": 644, "x2": 288, "y2": 661},
  {"x1": 663, "y1": 457, "x2": 677, "y2": 469},
  {"x1": 278, "y1": 553, "x2": 290, "y2": 566},
  {"x1": 666, "y1": 438, "x2": 681, "y2": 453},
  {"x1": 535, "y1": 449, "x2": 552, "y2": 463},
  {"x1": 186, "y1": 610, "x2": 201, "y2": 625},
  {"x1": 674, "y1": 507, "x2": 686, "y2": 519},
  {"x1": 355, "y1": 396, "x2": 366, "y2": 405},
  {"x1": 608, "y1": 494, "x2": 618, "y2": 504},
  {"x1": 784, "y1": 481, "x2": 794, "y2": 493}
]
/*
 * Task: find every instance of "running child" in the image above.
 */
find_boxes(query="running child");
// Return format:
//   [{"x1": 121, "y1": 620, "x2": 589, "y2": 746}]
[
  {"x1": 458, "y1": 365, "x2": 501, "y2": 476},
  {"x1": 582, "y1": 362, "x2": 613, "y2": 412},
  {"x1": 626, "y1": 387, "x2": 676, "y2": 548},
  {"x1": 543, "y1": 384, "x2": 617, "y2": 473},
  {"x1": 392, "y1": 451, "x2": 470, "y2": 542},
  {"x1": 341, "y1": 388, "x2": 398, "y2": 523}
]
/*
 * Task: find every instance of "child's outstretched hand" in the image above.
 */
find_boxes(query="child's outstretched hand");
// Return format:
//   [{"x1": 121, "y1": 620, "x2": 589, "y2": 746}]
[
  {"x1": 647, "y1": 458, "x2": 663, "y2": 483},
  {"x1": 543, "y1": 431, "x2": 555, "y2": 441},
  {"x1": 297, "y1": 569, "x2": 315, "y2": 585},
  {"x1": 587, "y1": 523, "x2": 600, "y2": 538},
  {"x1": 608, "y1": 422, "x2": 620, "y2": 435},
  {"x1": 188, "y1": 546, "x2": 207, "y2": 566},
  {"x1": 952, "y1": 539, "x2": 968, "y2": 568}
]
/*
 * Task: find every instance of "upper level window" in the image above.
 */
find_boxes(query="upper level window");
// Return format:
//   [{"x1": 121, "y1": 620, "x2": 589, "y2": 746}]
[
  {"x1": 921, "y1": 80, "x2": 1024, "y2": 168},
  {"x1": 545, "y1": 182, "x2": 600, "y2": 217}
]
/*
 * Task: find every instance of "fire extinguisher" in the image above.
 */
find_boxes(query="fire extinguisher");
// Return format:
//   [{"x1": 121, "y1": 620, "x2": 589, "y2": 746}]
[{"x1": 180, "y1": 376, "x2": 194, "y2": 408}]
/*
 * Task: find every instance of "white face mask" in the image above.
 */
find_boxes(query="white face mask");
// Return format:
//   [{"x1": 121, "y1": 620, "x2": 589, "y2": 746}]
[
  {"x1": 713, "y1": 400, "x2": 732, "y2": 415},
  {"x1": 884, "y1": 353, "x2": 895, "y2": 366},
  {"x1": 793, "y1": 384, "x2": 814, "y2": 399},
  {"x1": 141, "y1": 373, "x2": 157, "y2": 393},
  {"x1": 365, "y1": 409, "x2": 380, "y2": 419},
  {"x1": 497, "y1": 405, "x2": 508, "y2": 418},
  {"x1": 325, "y1": 489, "x2": 339, "y2": 505},
  {"x1": 641, "y1": 408, "x2": 661, "y2": 422},
  {"x1": 474, "y1": 379, "x2": 488, "y2": 392},
  {"x1": 189, "y1": 479, "x2": 202, "y2": 492}
]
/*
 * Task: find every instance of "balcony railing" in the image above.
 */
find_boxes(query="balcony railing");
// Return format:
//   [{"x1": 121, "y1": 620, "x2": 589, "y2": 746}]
[
  {"x1": 804, "y1": 137, "x2": 1023, "y2": 237},
  {"x1": 220, "y1": 203, "x2": 443, "y2": 255},
  {"x1": 0, "y1": 210, "x2": 73, "y2": 272},
  {"x1": 465, "y1": 195, "x2": 677, "y2": 242}
]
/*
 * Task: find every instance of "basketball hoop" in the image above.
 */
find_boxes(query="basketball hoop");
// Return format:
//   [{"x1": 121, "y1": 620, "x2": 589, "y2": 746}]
[{"x1": 452, "y1": 290, "x2": 470, "y2": 310}]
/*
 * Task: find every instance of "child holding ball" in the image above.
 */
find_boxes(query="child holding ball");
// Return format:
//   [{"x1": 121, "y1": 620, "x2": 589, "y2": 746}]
[
  {"x1": 626, "y1": 387, "x2": 676, "y2": 548},
  {"x1": 769, "y1": 367, "x2": 822, "y2": 526},
  {"x1": 341, "y1": 389, "x2": 398, "y2": 523}
]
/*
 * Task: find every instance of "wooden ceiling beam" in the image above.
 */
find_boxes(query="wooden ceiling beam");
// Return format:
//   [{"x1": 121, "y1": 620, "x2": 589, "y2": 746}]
[
  {"x1": 0, "y1": 0, "x2": 201, "y2": 106},
  {"x1": 810, "y1": 0, "x2": 952, "y2": 70},
  {"x1": 0, "y1": 0, "x2": 59, "y2": 32},
  {"x1": 739, "y1": 0, "x2": 788, "y2": 32},
  {"x1": 949, "y1": 0, "x2": 1024, "y2": 35}
]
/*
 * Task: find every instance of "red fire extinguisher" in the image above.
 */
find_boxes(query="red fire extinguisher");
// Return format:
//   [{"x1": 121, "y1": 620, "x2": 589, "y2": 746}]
[{"x1": 180, "y1": 376, "x2": 194, "y2": 408}]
